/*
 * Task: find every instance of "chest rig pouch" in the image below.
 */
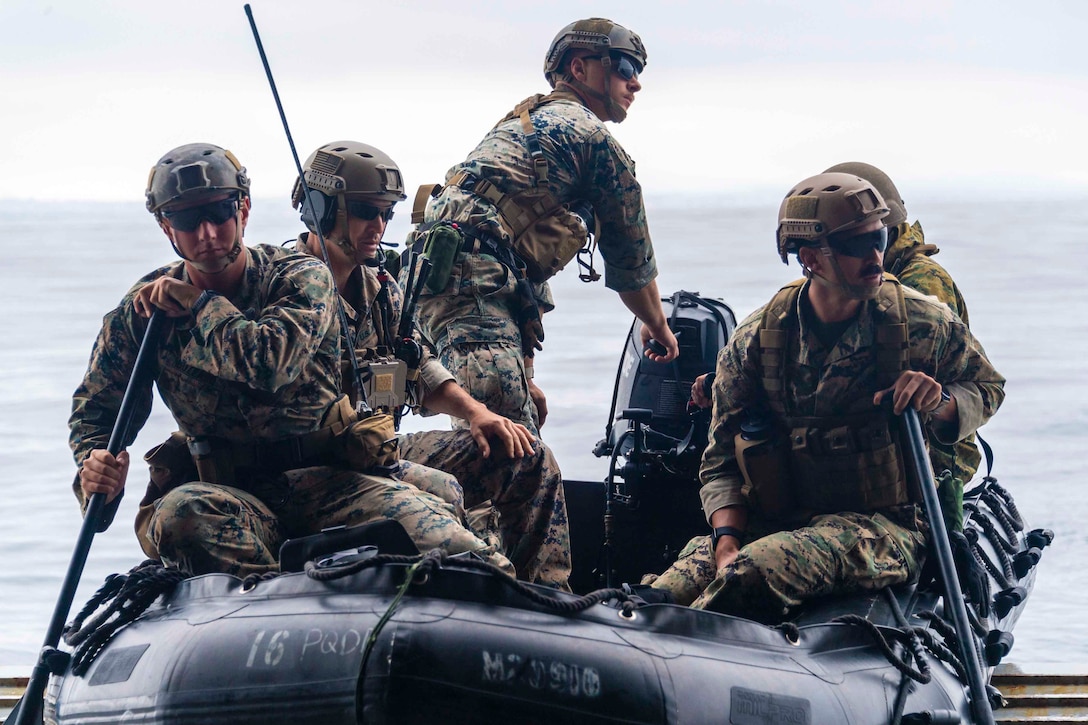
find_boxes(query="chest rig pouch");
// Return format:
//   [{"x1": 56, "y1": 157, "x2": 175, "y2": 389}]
[
  {"x1": 739, "y1": 275, "x2": 913, "y2": 519},
  {"x1": 428, "y1": 91, "x2": 597, "y2": 284}
]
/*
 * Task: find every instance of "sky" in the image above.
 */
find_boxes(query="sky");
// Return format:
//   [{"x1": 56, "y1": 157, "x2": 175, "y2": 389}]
[{"x1": 1, "y1": 0, "x2": 1086, "y2": 203}]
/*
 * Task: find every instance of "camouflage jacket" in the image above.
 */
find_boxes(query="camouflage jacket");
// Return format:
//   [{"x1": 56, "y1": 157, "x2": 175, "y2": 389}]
[
  {"x1": 425, "y1": 95, "x2": 657, "y2": 294},
  {"x1": 885, "y1": 221, "x2": 970, "y2": 325},
  {"x1": 699, "y1": 279, "x2": 1006, "y2": 519},
  {"x1": 69, "y1": 244, "x2": 342, "y2": 473},
  {"x1": 293, "y1": 234, "x2": 453, "y2": 411},
  {"x1": 884, "y1": 221, "x2": 978, "y2": 480}
]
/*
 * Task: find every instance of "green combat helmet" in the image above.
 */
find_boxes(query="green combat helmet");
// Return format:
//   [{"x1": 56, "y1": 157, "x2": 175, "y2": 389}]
[
  {"x1": 543, "y1": 17, "x2": 647, "y2": 123},
  {"x1": 145, "y1": 143, "x2": 250, "y2": 218},
  {"x1": 291, "y1": 140, "x2": 407, "y2": 247},
  {"x1": 823, "y1": 162, "x2": 907, "y2": 228}
]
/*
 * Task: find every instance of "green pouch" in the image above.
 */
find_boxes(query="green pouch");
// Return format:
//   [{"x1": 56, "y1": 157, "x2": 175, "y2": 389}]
[{"x1": 423, "y1": 224, "x2": 464, "y2": 293}]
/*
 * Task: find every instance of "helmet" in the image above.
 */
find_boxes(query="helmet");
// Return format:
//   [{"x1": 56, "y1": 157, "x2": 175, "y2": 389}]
[
  {"x1": 146, "y1": 143, "x2": 249, "y2": 216},
  {"x1": 823, "y1": 162, "x2": 907, "y2": 228},
  {"x1": 543, "y1": 18, "x2": 647, "y2": 88},
  {"x1": 776, "y1": 172, "x2": 889, "y2": 263},
  {"x1": 291, "y1": 141, "x2": 406, "y2": 236}
]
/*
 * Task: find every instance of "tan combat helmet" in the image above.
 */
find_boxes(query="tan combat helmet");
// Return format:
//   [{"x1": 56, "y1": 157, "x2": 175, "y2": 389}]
[
  {"x1": 823, "y1": 162, "x2": 907, "y2": 228},
  {"x1": 543, "y1": 17, "x2": 647, "y2": 122},
  {"x1": 145, "y1": 143, "x2": 250, "y2": 217},
  {"x1": 291, "y1": 140, "x2": 407, "y2": 238},
  {"x1": 776, "y1": 172, "x2": 889, "y2": 264}
]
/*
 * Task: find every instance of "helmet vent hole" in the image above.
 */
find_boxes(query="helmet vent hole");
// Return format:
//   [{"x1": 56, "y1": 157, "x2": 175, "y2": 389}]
[
  {"x1": 823, "y1": 185, "x2": 842, "y2": 192},
  {"x1": 201, "y1": 149, "x2": 213, "y2": 156},
  {"x1": 356, "y1": 152, "x2": 374, "y2": 158}
]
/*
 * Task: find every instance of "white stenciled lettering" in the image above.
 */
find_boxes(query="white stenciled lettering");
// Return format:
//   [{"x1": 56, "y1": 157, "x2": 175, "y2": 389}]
[
  {"x1": 301, "y1": 629, "x2": 323, "y2": 658},
  {"x1": 482, "y1": 651, "x2": 600, "y2": 699},
  {"x1": 245, "y1": 630, "x2": 266, "y2": 668},
  {"x1": 528, "y1": 659, "x2": 546, "y2": 689},
  {"x1": 299, "y1": 628, "x2": 364, "y2": 659},
  {"x1": 482, "y1": 651, "x2": 506, "y2": 682},
  {"x1": 265, "y1": 630, "x2": 289, "y2": 667}
]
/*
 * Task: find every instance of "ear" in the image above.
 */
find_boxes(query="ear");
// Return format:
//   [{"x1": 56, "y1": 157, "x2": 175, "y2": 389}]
[
  {"x1": 569, "y1": 55, "x2": 589, "y2": 83},
  {"x1": 797, "y1": 246, "x2": 822, "y2": 273}
]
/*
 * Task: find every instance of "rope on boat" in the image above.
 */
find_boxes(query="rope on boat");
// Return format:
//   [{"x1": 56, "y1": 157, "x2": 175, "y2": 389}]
[
  {"x1": 830, "y1": 614, "x2": 932, "y2": 684},
  {"x1": 985, "y1": 480, "x2": 1023, "y2": 531},
  {"x1": 63, "y1": 560, "x2": 190, "y2": 676},
  {"x1": 914, "y1": 611, "x2": 970, "y2": 683},
  {"x1": 965, "y1": 526, "x2": 1010, "y2": 591},
  {"x1": 306, "y1": 547, "x2": 640, "y2": 614}
]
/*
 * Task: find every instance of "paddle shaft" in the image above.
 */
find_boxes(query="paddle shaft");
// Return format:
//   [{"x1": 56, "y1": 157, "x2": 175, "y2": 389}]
[
  {"x1": 13, "y1": 309, "x2": 167, "y2": 725},
  {"x1": 901, "y1": 406, "x2": 995, "y2": 725}
]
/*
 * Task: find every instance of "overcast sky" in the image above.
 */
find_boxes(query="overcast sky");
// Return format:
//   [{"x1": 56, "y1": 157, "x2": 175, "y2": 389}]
[{"x1": 2, "y1": 0, "x2": 1086, "y2": 202}]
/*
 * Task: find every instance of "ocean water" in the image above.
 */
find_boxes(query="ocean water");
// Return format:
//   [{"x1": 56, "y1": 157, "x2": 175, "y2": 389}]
[{"x1": 0, "y1": 194, "x2": 1084, "y2": 669}]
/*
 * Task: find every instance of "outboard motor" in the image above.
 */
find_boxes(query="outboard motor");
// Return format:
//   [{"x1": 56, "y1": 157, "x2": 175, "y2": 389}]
[{"x1": 569, "y1": 291, "x2": 736, "y2": 592}]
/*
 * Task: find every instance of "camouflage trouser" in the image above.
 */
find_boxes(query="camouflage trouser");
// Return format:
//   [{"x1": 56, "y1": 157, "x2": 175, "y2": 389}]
[
  {"x1": 648, "y1": 509, "x2": 926, "y2": 622},
  {"x1": 391, "y1": 458, "x2": 505, "y2": 561},
  {"x1": 413, "y1": 252, "x2": 540, "y2": 436},
  {"x1": 400, "y1": 429, "x2": 571, "y2": 590},
  {"x1": 144, "y1": 465, "x2": 515, "y2": 579}
]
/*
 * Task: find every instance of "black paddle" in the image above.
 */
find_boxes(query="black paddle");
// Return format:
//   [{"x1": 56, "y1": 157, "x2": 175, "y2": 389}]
[
  {"x1": 900, "y1": 405, "x2": 995, "y2": 725},
  {"x1": 11, "y1": 309, "x2": 167, "y2": 725}
]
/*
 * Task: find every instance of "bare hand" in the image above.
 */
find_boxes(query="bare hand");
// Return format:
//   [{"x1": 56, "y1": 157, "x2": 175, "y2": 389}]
[
  {"x1": 527, "y1": 378, "x2": 549, "y2": 428},
  {"x1": 468, "y1": 408, "x2": 537, "y2": 459},
  {"x1": 133, "y1": 277, "x2": 202, "y2": 318},
  {"x1": 873, "y1": 370, "x2": 947, "y2": 415},
  {"x1": 640, "y1": 324, "x2": 679, "y2": 363},
  {"x1": 691, "y1": 373, "x2": 713, "y2": 409},
  {"x1": 79, "y1": 449, "x2": 130, "y2": 504}
]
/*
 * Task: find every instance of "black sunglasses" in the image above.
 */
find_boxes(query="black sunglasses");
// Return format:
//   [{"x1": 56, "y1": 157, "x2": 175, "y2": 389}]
[
  {"x1": 346, "y1": 200, "x2": 395, "y2": 223},
  {"x1": 585, "y1": 53, "x2": 642, "y2": 81},
  {"x1": 827, "y1": 226, "x2": 888, "y2": 258},
  {"x1": 161, "y1": 196, "x2": 239, "y2": 232}
]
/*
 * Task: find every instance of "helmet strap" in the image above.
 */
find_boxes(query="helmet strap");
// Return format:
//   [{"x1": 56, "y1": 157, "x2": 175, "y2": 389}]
[{"x1": 558, "y1": 75, "x2": 627, "y2": 123}]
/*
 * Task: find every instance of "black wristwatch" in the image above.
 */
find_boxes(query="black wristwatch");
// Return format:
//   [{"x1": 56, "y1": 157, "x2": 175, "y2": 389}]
[
  {"x1": 711, "y1": 526, "x2": 744, "y2": 550},
  {"x1": 191, "y1": 289, "x2": 217, "y2": 316}
]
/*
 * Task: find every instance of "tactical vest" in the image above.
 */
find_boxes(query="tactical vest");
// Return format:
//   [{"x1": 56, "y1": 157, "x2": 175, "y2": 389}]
[
  {"x1": 415, "y1": 90, "x2": 596, "y2": 283},
  {"x1": 739, "y1": 275, "x2": 913, "y2": 519}
]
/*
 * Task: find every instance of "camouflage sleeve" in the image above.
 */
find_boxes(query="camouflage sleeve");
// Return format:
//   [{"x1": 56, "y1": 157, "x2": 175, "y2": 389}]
[
  {"x1": 897, "y1": 256, "x2": 968, "y2": 322},
  {"x1": 69, "y1": 296, "x2": 156, "y2": 469},
  {"x1": 698, "y1": 310, "x2": 765, "y2": 520},
  {"x1": 183, "y1": 256, "x2": 338, "y2": 393},
  {"x1": 920, "y1": 301, "x2": 1005, "y2": 444},
  {"x1": 582, "y1": 128, "x2": 657, "y2": 293},
  {"x1": 900, "y1": 296, "x2": 1000, "y2": 446}
]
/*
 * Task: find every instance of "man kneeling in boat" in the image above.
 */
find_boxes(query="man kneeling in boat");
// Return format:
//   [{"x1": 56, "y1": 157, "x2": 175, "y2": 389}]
[
  {"x1": 291, "y1": 140, "x2": 570, "y2": 589},
  {"x1": 70, "y1": 142, "x2": 514, "y2": 578},
  {"x1": 646, "y1": 171, "x2": 1004, "y2": 621}
]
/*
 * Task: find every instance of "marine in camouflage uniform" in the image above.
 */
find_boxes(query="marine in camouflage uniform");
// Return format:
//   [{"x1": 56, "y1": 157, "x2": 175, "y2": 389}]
[
  {"x1": 411, "y1": 18, "x2": 679, "y2": 437},
  {"x1": 292, "y1": 141, "x2": 570, "y2": 588},
  {"x1": 71, "y1": 143, "x2": 512, "y2": 578},
  {"x1": 825, "y1": 162, "x2": 977, "y2": 496},
  {"x1": 648, "y1": 172, "x2": 1004, "y2": 621}
]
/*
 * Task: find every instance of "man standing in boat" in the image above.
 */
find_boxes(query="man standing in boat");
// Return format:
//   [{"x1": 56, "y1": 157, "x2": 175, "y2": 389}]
[
  {"x1": 70, "y1": 142, "x2": 514, "y2": 578},
  {"x1": 408, "y1": 17, "x2": 679, "y2": 437},
  {"x1": 647, "y1": 172, "x2": 1004, "y2": 620},
  {"x1": 292, "y1": 140, "x2": 571, "y2": 589}
]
